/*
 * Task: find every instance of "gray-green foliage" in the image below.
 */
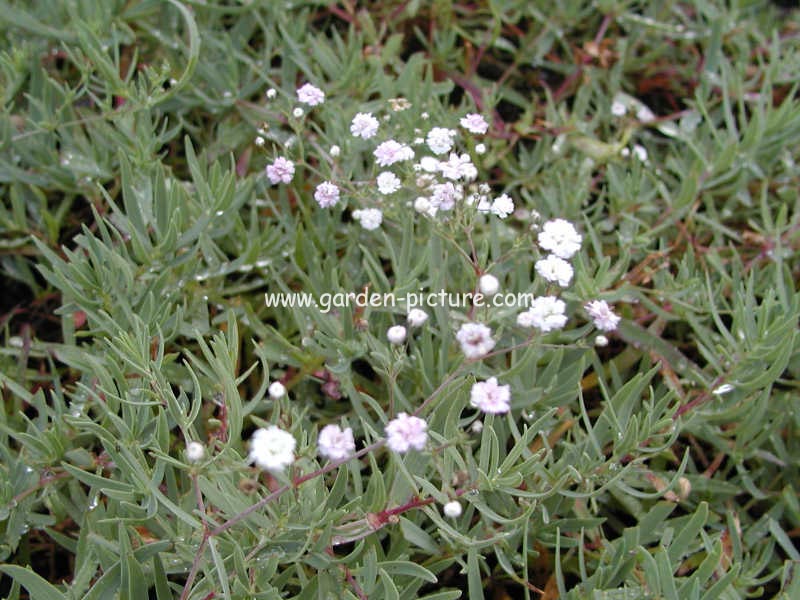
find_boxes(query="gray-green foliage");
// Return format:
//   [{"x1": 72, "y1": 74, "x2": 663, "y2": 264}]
[{"x1": 1, "y1": 0, "x2": 799, "y2": 598}]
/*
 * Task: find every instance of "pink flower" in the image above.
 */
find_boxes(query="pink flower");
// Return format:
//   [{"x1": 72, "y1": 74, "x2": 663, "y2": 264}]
[
  {"x1": 585, "y1": 300, "x2": 621, "y2": 332},
  {"x1": 314, "y1": 181, "x2": 340, "y2": 208},
  {"x1": 317, "y1": 424, "x2": 356, "y2": 461},
  {"x1": 266, "y1": 157, "x2": 295, "y2": 185},
  {"x1": 460, "y1": 113, "x2": 489, "y2": 134},
  {"x1": 374, "y1": 140, "x2": 414, "y2": 167},
  {"x1": 296, "y1": 83, "x2": 325, "y2": 106},
  {"x1": 385, "y1": 412, "x2": 427, "y2": 453},
  {"x1": 350, "y1": 112, "x2": 379, "y2": 139},
  {"x1": 455, "y1": 323, "x2": 495, "y2": 359},
  {"x1": 470, "y1": 377, "x2": 511, "y2": 414}
]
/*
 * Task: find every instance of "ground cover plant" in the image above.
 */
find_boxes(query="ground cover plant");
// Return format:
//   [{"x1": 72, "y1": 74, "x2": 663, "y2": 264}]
[{"x1": 1, "y1": 0, "x2": 800, "y2": 598}]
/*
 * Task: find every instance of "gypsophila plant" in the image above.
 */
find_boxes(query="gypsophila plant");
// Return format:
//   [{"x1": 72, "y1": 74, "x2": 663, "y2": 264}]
[{"x1": 1, "y1": 1, "x2": 800, "y2": 599}]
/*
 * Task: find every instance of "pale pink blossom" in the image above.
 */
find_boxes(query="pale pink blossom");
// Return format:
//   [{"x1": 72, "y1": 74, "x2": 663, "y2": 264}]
[
  {"x1": 266, "y1": 157, "x2": 295, "y2": 185},
  {"x1": 456, "y1": 323, "x2": 495, "y2": 359},
  {"x1": 385, "y1": 412, "x2": 428, "y2": 453},
  {"x1": 585, "y1": 300, "x2": 621, "y2": 331},
  {"x1": 314, "y1": 181, "x2": 340, "y2": 208},
  {"x1": 460, "y1": 113, "x2": 489, "y2": 134},
  {"x1": 350, "y1": 112, "x2": 379, "y2": 139},
  {"x1": 470, "y1": 377, "x2": 511, "y2": 414},
  {"x1": 374, "y1": 140, "x2": 414, "y2": 166},
  {"x1": 317, "y1": 424, "x2": 355, "y2": 461},
  {"x1": 296, "y1": 83, "x2": 325, "y2": 106}
]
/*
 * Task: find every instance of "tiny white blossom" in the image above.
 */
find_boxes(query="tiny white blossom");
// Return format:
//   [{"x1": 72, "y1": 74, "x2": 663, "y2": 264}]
[
  {"x1": 266, "y1": 88, "x2": 277, "y2": 99},
  {"x1": 421, "y1": 112, "x2": 429, "y2": 120},
  {"x1": 266, "y1": 157, "x2": 295, "y2": 185},
  {"x1": 385, "y1": 412, "x2": 428, "y2": 453},
  {"x1": 460, "y1": 113, "x2": 489, "y2": 134},
  {"x1": 537, "y1": 219, "x2": 582, "y2": 259},
  {"x1": 330, "y1": 145, "x2": 340, "y2": 157},
  {"x1": 470, "y1": 419, "x2": 483, "y2": 433},
  {"x1": 633, "y1": 144, "x2": 648, "y2": 162},
  {"x1": 350, "y1": 112, "x2": 380, "y2": 139},
  {"x1": 475, "y1": 143, "x2": 486, "y2": 154},
  {"x1": 621, "y1": 147, "x2": 631, "y2": 157},
  {"x1": 594, "y1": 334, "x2": 609, "y2": 347},
  {"x1": 296, "y1": 83, "x2": 325, "y2": 106},
  {"x1": 317, "y1": 424, "x2": 355, "y2": 461},
  {"x1": 248, "y1": 426, "x2": 296, "y2": 472},
  {"x1": 610, "y1": 100, "x2": 627, "y2": 116},
  {"x1": 268, "y1": 381, "x2": 286, "y2": 399},
  {"x1": 414, "y1": 196, "x2": 432, "y2": 214},
  {"x1": 585, "y1": 300, "x2": 621, "y2": 331},
  {"x1": 418, "y1": 156, "x2": 440, "y2": 173},
  {"x1": 292, "y1": 107, "x2": 304, "y2": 118},
  {"x1": 426, "y1": 127, "x2": 457, "y2": 155},
  {"x1": 377, "y1": 171, "x2": 402, "y2": 195},
  {"x1": 479, "y1": 274, "x2": 500, "y2": 295},
  {"x1": 535, "y1": 255, "x2": 574, "y2": 287},
  {"x1": 443, "y1": 500, "x2": 462, "y2": 518},
  {"x1": 352, "y1": 208, "x2": 383, "y2": 230},
  {"x1": 254, "y1": 136, "x2": 265, "y2": 147},
  {"x1": 491, "y1": 194, "x2": 514, "y2": 219},
  {"x1": 517, "y1": 296, "x2": 567, "y2": 332},
  {"x1": 374, "y1": 140, "x2": 414, "y2": 166},
  {"x1": 407, "y1": 309, "x2": 429, "y2": 328},
  {"x1": 456, "y1": 322, "x2": 495, "y2": 359},
  {"x1": 470, "y1": 377, "x2": 511, "y2": 414},
  {"x1": 314, "y1": 181, "x2": 340, "y2": 208},
  {"x1": 186, "y1": 441, "x2": 205, "y2": 463},
  {"x1": 387, "y1": 325, "x2": 407, "y2": 345}
]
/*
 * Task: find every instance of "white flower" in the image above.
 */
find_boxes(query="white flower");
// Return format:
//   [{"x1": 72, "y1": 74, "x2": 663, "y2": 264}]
[
  {"x1": 186, "y1": 441, "x2": 205, "y2": 463},
  {"x1": 248, "y1": 426, "x2": 296, "y2": 472},
  {"x1": 621, "y1": 147, "x2": 631, "y2": 157},
  {"x1": 535, "y1": 255, "x2": 574, "y2": 287},
  {"x1": 478, "y1": 274, "x2": 499, "y2": 295},
  {"x1": 516, "y1": 296, "x2": 567, "y2": 332},
  {"x1": 439, "y1": 153, "x2": 477, "y2": 181},
  {"x1": 254, "y1": 136, "x2": 265, "y2": 147},
  {"x1": 610, "y1": 100, "x2": 627, "y2": 116},
  {"x1": 456, "y1": 322, "x2": 495, "y2": 359},
  {"x1": 266, "y1": 157, "x2": 295, "y2": 185},
  {"x1": 491, "y1": 194, "x2": 514, "y2": 219},
  {"x1": 314, "y1": 181, "x2": 340, "y2": 208},
  {"x1": 418, "y1": 156, "x2": 440, "y2": 173},
  {"x1": 374, "y1": 140, "x2": 414, "y2": 166},
  {"x1": 633, "y1": 144, "x2": 648, "y2": 162},
  {"x1": 470, "y1": 377, "x2": 511, "y2": 414},
  {"x1": 296, "y1": 83, "x2": 325, "y2": 106},
  {"x1": 352, "y1": 208, "x2": 383, "y2": 230},
  {"x1": 430, "y1": 182, "x2": 462, "y2": 211},
  {"x1": 350, "y1": 112, "x2": 379, "y2": 139},
  {"x1": 594, "y1": 334, "x2": 609, "y2": 347},
  {"x1": 414, "y1": 196, "x2": 432, "y2": 214},
  {"x1": 537, "y1": 219, "x2": 582, "y2": 259},
  {"x1": 460, "y1": 113, "x2": 489, "y2": 134},
  {"x1": 585, "y1": 300, "x2": 621, "y2": 331},
  {"x1": 330, "y1": 145, "x2": 340, "y2": 157},
  {"x1": 266, "y1": 88, "x2": 277, "y2": 99},
  {"x1": 317, "y1": 424, "x2": 355, "y2": 461},
  {"x1": 387, "y1": 325, "x2": 407, "y2": 345},
  {"x1": 407, "y1": 308, "x2": 428, "y2": 328},
  {"x1": 470, "y1": 420, "x2": 483, "y2": 433},
  {"x1": 268, "y1": 381, "x2": 286, "y2": 399},
  {"x1": 377, "y1": 171, "x2": 402, "y2": 195},
  {"x1": 292, "y1": 107, "x2": 304, "y2": 118},
  {"x1": 426, "y1": 127, "x2": 457, "y2": 155},
  {"x1": 475, "y1": 143, "x2": 486, "y2": 155},
  {"x1": 385, "y1": 412, "x2": 428, "y2": 453},
  {"x1": 443, "y1": 500, "x2": 462, "y2": 518}
]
